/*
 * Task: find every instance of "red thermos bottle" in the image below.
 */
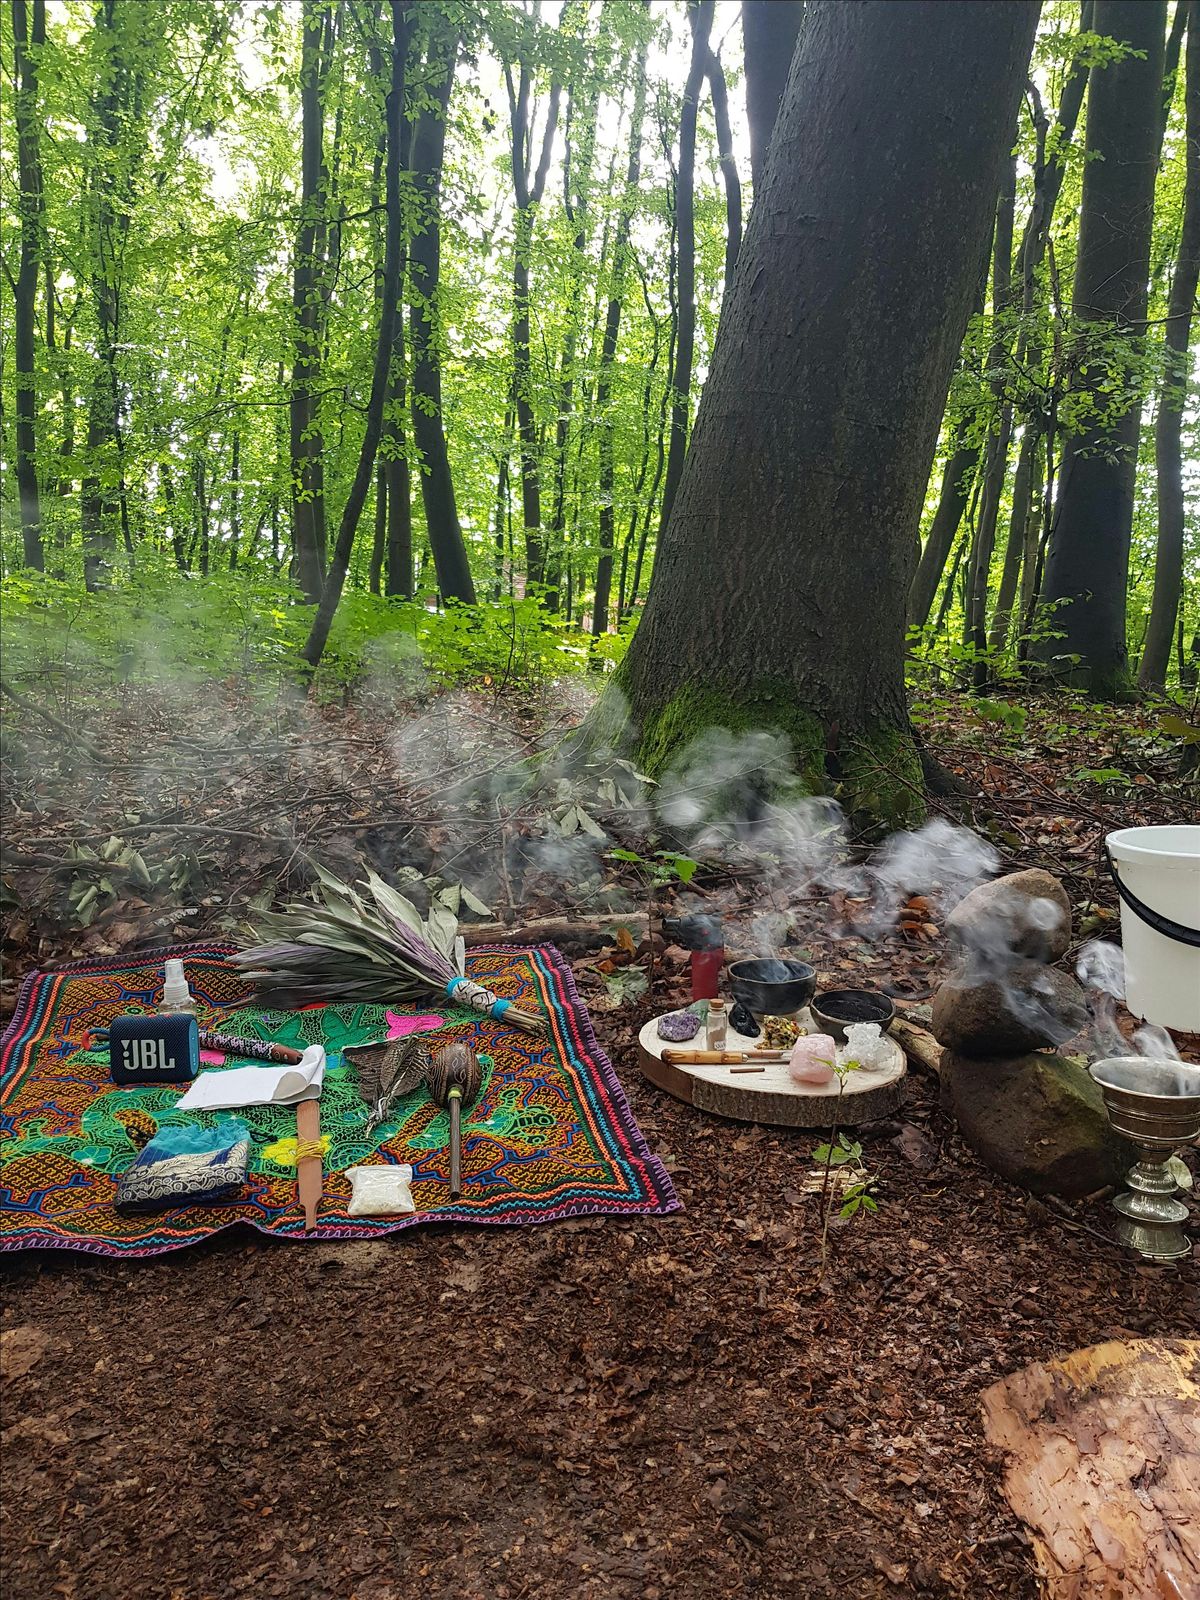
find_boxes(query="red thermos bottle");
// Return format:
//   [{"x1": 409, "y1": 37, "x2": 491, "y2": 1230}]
[{"x1": 664, "y1": 914, "x2": 725, "y2": 1001}]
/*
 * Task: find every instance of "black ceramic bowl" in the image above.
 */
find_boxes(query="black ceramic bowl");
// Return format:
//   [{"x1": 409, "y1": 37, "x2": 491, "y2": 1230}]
[
  {"x1": 727, "y1": 957, "x2": 816, "y2": 1017},
  {"x1": 810, "y1": 988, "x2": 895, "y2": 1044}
]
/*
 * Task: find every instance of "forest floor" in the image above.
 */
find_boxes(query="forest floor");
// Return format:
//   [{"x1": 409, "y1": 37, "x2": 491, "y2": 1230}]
[{"x1": 1, "y1": 673, "x2": 1197, "y2": 1600}]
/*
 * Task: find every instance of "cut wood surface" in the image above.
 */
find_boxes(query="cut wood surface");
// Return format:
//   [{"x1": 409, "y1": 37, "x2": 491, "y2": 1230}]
[
  {"x1": 981, "y1": 1339, "x2": 1200, "y2": 1600},
  {"x1": 637, "y1": 1012, "x2": 906, "y2": 1128}
]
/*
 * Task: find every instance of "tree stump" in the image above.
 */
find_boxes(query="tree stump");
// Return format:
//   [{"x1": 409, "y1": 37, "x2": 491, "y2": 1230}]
[{"x1": 981, "y1": 1339, "x2": 1200, "y2": 1599}]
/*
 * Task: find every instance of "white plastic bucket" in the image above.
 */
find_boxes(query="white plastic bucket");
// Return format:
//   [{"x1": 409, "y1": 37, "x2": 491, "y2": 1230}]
[{"x1": 1106, "y1": 825, "x2": 1200, "y2": 1033}]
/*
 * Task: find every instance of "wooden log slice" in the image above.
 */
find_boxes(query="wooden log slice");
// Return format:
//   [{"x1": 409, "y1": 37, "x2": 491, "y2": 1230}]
[{"x1": 637, "y1": 1012, "x2": 906, "y2": 1128}]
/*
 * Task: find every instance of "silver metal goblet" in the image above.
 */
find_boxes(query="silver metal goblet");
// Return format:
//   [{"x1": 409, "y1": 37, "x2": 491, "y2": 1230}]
[{"x1": 1089, "y1": 1056, "x2": 1200, "y2": 1263}]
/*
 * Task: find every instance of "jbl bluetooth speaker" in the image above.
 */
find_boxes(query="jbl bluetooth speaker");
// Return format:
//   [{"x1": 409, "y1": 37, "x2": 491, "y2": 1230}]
[{"x1": 109, "y1": 1015, "x2": 199, "y2": 1085}]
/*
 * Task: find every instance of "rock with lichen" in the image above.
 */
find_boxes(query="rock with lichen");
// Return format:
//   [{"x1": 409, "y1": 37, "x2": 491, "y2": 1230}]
[{"x1": 941, "y1": 1049, "x2": 1133, "y2": 1198}]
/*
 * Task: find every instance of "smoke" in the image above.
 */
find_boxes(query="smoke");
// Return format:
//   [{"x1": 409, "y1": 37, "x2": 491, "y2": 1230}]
[{"x1": 1075, "y1": 939, "x2": 1181, "y2": 1061}]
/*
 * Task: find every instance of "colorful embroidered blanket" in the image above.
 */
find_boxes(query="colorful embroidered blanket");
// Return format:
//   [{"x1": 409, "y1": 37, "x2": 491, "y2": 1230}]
[{"x1": 0, "y1": 943, "x2": 678, "y2": 1256}]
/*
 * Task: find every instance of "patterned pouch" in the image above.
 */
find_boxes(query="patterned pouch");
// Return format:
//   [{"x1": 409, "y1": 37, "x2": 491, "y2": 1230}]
[{"x1": 115, "y1": 1139, "x2": 250, "y2": 1214}]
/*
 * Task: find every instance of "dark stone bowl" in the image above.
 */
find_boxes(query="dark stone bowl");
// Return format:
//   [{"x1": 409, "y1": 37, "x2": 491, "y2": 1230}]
[
  {"x1": 810, "y1": 988, "x2": 895, "y2": 1044},
  {"x1": 727, "y1": 958, "x2": 816, "y2": 1017}
]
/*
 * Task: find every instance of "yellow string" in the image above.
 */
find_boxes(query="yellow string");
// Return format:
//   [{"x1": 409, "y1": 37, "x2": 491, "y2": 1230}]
[{"x1": 262, "y1": 1133, "x2": 330, "y2": 1167}]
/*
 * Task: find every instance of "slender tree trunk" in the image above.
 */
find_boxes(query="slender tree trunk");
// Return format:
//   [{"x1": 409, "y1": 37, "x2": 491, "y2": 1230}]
[
  {"x1": 505, "y1": 36, "x2": 562, "y2": 588},
  {"x1": 492, "y1": 405, "x2": 514, "y2": 600},
  {"x1": 195, "y1": 458, "x2": 210, "y2": 577},
  {"x1": 909, "y1": 419, "x2": 979, "y2": 631},
  {"x1": 593, "y1": 53, "x2": 649, "y2": 639},
  {"x1": 290, "y1": 0, "x2": 331, "y2": 604},
  {"x1": 989, "y1": 425, "x2": 1038, "y2": 653},
  {"x1": 12, "y1": 0, "x2": 45, "y2": 571},
  {"x1": 1017, "y1": 437, "x2": 1047, "y2": 628},
  {"x1": 988, "y1": 4, "x2": 1093, "y2": 653},
  {"x1": 630, "y1": 293, "x2": 675, "y2": 615},
  {"x1": 81, "y1": 0, "x2": 132, "y2": 592},
  {"x1": 545, "y1": 82, "x2": 599, "y2": 611},
  {"x1": 370, "y1": 467, "x2": 386, "y2": 595},
  {"x1": 302, "y1": 1, "x2": 406, "y2": 668},
  {"x1": 1038, "y1": 0, "x2": 1168, "y2": 696},
  {"x1": 741, "y1": 0, "x2": 804, "y2": 190},
  {"x1": 655, "y1": 1, "x2": 713, "y2": 548},
  {"x1": 601, "y1": 0, "x2": 1038, "y2": 821},
  {"x1": 705, "y1": 40, "x2": 741, "y2": 285},
  {"x1": 409, "y1": 22, "x2": 474, "y2": 604},
  {"x1": 966, "y1": 159, "x2": 1016, "y2": 684},
  {"x1": 1140, "y1": 4, "x2": 1198, "y2": 689},
  {"x1": 619, "y1": 271, "x2": 662, "y2": 622},
  {"x1": 228, "y1": 427, "x2": 242, "y2": 570}
]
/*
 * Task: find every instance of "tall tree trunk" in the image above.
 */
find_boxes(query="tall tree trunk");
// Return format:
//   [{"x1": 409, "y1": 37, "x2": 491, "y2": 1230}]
[
  {"x1": 1140, "y1": 4, "x2": 1198, "y2": 690},
  {"x1": 618, "y1": 264, "x2": 662, "y2": 622},
  {"x1": 908, "y1": 251, "x2": 988, "y2": 629},
  {"x1": 600, "y1": 0, "x2": 1038, "y2": 822},
  {"x1": 741, "y1": 0, "x2": 804, "y2": 190},
  {"x1": 492, "y1": 404, "x2": 514, "y2": 599},
  {"x1": 1038, "y1": 0, "x2": 1168, "y2": 696},
  {"x1": 81, "y1": 0, "x2": 134, "y2": 592},
  {"x1": 655, "y1": 0, "x2": 713, "y2": 548},
  {"x1": 228, "y1": 427, "x2": 242, "y2": 570},
  {"x1": 545, "y1": 78, "x2": 601, "y2": 611},
  {"x1": 705, "y1": 39, "x2": 741, "y2": 284},
  {"x1": 370, "y1": 467, "x2": 386, "y2": 595},
  {"x1": 909, "y1": 422, "x2": 979, "y2": 630},
  {"x1": 989, "y1": 424, "x2": 1038, "y2": 654},
  {"x1": 988, "y1": 6, "x2": 1094, "y2": 652},
  {"x1": 302, "y1": 1, "x2": 407, "y2": 668},
  {"x1": 965, "y1": 159, "x2": 1016, "y2": 685},
  {"x1": 592, "y1": 52, "x2": 649, "y2": 639},
  {"x1": 504, "y1": 32, "x2": 562, "y2": 588},
  {"x1": 290, "y1": 0, "x2": 331, "y2": 604},
  {"x1": 12, "y1": 0, "x2": 45, "y2": 571},
  {"x1": 195, "y1": 457, "x2": 210, "y2": 577},
  {"x1": 408, "y1": 22, "x2": 474, "y2": 604}
]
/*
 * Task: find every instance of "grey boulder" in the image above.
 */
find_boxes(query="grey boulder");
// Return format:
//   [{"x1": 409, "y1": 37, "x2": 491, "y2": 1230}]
[
  {"x1": 942, "y1": 1049, "x2": 1134, "y2": 1198},
  {"x1": 932, "y1": 959, "x2": 1089, "y2": 1057},
  {"x1": 946, "y1": 869, "x2": 1072, "y2": 964}
]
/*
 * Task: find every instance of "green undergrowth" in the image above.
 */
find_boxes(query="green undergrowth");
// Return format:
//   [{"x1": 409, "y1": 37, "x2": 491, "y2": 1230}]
[{"x1": 0, "y1": 564, "x2": 632, "y2": 695}]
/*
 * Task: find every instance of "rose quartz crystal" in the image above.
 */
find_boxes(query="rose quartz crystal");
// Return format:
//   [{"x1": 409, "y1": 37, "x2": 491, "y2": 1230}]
[{"x1": 788, "y1": 1033, "x2": 838, "y2": 1086}]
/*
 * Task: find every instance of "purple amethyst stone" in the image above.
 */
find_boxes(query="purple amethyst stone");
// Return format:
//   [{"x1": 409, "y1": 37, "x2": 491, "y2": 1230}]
[{"x1": 657, "y1": 1009, "x2": 701, "y2": 1042}]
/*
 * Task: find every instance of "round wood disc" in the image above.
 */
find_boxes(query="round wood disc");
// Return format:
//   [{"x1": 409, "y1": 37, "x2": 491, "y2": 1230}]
[{"x1": 637, "y1": 1011, "x2": 907, "y2": 1128}]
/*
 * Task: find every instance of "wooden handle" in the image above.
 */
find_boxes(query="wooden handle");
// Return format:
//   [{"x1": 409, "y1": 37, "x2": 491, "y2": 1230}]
[
  {"x1": 663, "y1": 1049, "x2": 786, "y2": 1065},
  {"x1": 295, "y1": 1097, "x2": 322, "y2": 1231},
  {"x1": 448, "y1": 1089, "x2": 462, "y2": 1198},
  {"x1": 662, "y1": 1050, "x2": 743, "y2": 1064}
]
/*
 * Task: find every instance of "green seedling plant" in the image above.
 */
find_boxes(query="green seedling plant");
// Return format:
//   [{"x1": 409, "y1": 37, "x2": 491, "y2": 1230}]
[{"x1": 811, "y1": 1053, "x2": 880, "y2": 1267}]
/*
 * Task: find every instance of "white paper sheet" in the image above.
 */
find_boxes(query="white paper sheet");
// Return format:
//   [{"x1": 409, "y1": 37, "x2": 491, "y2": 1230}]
[{"x1": 176, "y1": 1045, "x2": 326, "y2": 1111}]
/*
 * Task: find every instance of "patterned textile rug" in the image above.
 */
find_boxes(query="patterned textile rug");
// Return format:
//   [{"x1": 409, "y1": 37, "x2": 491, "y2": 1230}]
[{"x1": 0, "y1": 942, "x2": 679, "y2": 1257}]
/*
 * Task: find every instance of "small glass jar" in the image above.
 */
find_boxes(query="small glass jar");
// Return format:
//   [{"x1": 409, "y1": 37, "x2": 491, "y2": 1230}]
[{"x1": 706, "y1": 998, "x2": 728, "y2": 1051}]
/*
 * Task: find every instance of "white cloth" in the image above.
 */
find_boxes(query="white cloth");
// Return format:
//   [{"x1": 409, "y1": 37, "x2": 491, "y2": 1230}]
[{"x1": 176, "y1": 1045, "x2": 326, "y2": 1111}]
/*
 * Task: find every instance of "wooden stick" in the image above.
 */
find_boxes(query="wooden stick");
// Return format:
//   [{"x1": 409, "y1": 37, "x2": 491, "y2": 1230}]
[
  {"x1": 729, "y1": 1065, "x2": 767, "y2": 1074},
  {"x1": 889, "y1": 1016, "x2": 943, "y2": 1080},
  {"x1": 448, "y1": 1090, "x2": 463, "y2": 1199},
  {"x1": 295, "y1": 1097, "x2": 322, "y2": 1231}
]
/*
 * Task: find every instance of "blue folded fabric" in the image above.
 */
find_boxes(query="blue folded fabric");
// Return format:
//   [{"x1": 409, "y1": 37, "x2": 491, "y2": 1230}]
[{"x1": 115, "y1": 1119, "x2": 251, "y2": 1214}]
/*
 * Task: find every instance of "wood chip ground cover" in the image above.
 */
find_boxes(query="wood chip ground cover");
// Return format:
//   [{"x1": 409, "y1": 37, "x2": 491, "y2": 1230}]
[{"x1": 1, "y1": 684, "x2": 1196, "y2": 1598}]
